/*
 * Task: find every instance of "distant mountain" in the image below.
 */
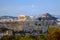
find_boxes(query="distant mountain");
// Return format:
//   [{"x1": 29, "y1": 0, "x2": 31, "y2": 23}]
[
  {"x1": 37, "y1": 13, "x2": 57, "y2": 20},
  {"x1": 0, "y1": 16, "x2": 17, "y2": 19}
]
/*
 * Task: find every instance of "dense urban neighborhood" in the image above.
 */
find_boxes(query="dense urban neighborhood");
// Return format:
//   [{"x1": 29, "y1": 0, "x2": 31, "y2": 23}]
[{"x1": 0, "y1": 13, "x2": 60, "y2": 40}]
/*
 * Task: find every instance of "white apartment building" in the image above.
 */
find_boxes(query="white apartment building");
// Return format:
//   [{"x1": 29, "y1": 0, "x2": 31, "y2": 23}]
[{"x1": 57, "y1": 19, "x2": 60, "y2": 25}]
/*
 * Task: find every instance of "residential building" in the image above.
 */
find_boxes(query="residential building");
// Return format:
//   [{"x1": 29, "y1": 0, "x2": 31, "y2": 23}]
[{"x1": 18, "y1": 15, "x2": 35, "y2": 21}]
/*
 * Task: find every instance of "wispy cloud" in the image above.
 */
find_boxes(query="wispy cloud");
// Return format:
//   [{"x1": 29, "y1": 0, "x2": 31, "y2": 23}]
[
  {"x1": 0, "y1": 5, "x2": 60, "y2": 17},
  {"x1": 0, "y1": 5, "x2": 41, "y2": 17}
]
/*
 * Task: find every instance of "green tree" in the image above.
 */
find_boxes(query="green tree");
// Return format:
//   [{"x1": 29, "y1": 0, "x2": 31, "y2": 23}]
[
  {"x1": 45, "y1": 27, "x2": 60, "y2": 40},
  {"x1": 20, "y1": 35, "x2": 35, "y2": 40},
  {"x1": 36, "y1": 35, "x2": 45, "y2": 40},
  {"x1": 15, "y1": 35, "x2": 21, "y2": 40},
  {"x1": 1, "y1": 35, "x2": 15, "y2": 40}
]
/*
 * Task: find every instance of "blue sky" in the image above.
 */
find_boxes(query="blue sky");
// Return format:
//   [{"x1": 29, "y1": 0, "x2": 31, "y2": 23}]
[{"x1": 0, "y1": 0, "x2": 60, "y2": 17}]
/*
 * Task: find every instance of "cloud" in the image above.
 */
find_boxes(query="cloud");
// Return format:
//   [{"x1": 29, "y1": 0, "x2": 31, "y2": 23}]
[{"x1": 1, "y1": 5, "x2": 59, "y2": 17}]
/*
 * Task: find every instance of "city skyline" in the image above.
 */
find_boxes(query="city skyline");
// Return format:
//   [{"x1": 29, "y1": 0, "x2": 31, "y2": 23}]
[{"x1": 0, "y1": 0, "x2": 60, "y2": 17}]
